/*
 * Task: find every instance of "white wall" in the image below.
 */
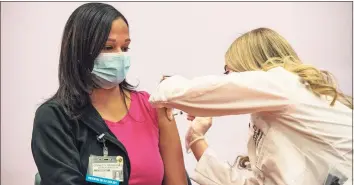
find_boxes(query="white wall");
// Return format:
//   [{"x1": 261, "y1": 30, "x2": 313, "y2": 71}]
[{"x1": 1, "y1": 2, "x2": 352, "y2": 185}]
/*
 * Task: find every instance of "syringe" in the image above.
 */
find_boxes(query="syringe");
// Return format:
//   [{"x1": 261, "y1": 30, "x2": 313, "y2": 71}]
[{"x1": 172, "y1": 110, "x2": 184, "y2": 116}]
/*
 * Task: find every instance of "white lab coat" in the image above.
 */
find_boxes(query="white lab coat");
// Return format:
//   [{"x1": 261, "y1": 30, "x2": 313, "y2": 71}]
[{"x1": 149, "y1": 67, "x2": 352, "y2": 185}]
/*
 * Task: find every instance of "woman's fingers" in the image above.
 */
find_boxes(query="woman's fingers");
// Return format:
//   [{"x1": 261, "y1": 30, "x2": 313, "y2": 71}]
[
  {"x1": 166, "y1": 108, "x2": 174, "y2": 121},
  {"x1": 156, "y1": 107, "x2": 174, "y2": 121},
  {"x1": 187, "y1": 114, "x2": 195, "y2": 121}
]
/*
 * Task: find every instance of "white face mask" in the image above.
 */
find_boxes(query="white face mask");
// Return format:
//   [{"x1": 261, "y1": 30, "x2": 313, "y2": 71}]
[{"x1": 91, "y1": 52, "x2": 131, "y2": 89}]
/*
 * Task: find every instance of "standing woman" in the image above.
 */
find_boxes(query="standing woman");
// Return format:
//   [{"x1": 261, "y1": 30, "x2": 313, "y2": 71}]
[
  {"x1": 149, "y1": 28, "x2": 352, "y2": 185},
  {"x1": 31, "y1": 3, "x2": 189, "y2": 185}
]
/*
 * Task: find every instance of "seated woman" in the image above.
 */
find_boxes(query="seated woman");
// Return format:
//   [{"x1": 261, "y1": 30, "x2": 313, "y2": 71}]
[{"x1": 31, "y1": 3, "x2": 190, "y2": 185}]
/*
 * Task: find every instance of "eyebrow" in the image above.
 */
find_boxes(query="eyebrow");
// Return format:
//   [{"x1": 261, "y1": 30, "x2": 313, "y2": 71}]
[
  {"x1": 106, "y1": 38, "x2": 131, "y2": 42},
  {"x1": 107, "y1": 38, "x2": 116, "y2": 42}
]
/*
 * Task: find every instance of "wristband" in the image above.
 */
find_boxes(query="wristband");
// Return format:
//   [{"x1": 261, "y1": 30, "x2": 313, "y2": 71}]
[{"x1": 188, "y1": 136, "x2": 205, "y2": 153}]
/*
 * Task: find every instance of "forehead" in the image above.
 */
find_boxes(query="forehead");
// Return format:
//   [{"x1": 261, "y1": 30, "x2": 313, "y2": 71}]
[{"x1": 107, "y1": 18, "x2": 129, "y2": 40}]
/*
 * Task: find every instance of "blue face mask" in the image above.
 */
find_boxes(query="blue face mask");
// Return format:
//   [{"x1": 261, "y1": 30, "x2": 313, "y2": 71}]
[{"x1": 92, "y1": 52, "x2": 131, "y2": 89}]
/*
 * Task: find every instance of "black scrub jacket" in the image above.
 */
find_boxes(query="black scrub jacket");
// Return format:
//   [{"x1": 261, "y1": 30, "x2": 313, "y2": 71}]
[{"x1": 31, "y1": 100, "x2": 192, "y2": 185}]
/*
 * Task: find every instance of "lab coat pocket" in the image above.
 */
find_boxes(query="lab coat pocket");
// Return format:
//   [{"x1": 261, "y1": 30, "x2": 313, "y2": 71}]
[
  {"x1": 255, "y1": 127, "x2": 310, "y2": 185},
  {"x1": 249, "y1": 116, "x2": 270, "y2": 170},
  {"x1": 247, "y1": 119, "x2": 270, "y2": 182},
  {"x1": 253, "y1": 126, "x2": 271, "y2": 173}
]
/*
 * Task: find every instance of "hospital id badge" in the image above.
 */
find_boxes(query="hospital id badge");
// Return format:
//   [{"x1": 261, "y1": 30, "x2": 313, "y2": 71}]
[{"x1": 86, "y1": 155, "x2": 124, "y2": 185}]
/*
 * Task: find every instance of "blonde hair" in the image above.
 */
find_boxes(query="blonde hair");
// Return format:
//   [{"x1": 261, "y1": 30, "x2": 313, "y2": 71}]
[
  {"x1": 225, "y1": 27, "x2": 352, "y2": 109},
  {"x1": 226, "y1": 28, "x2": 353, "y2": 169}
]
